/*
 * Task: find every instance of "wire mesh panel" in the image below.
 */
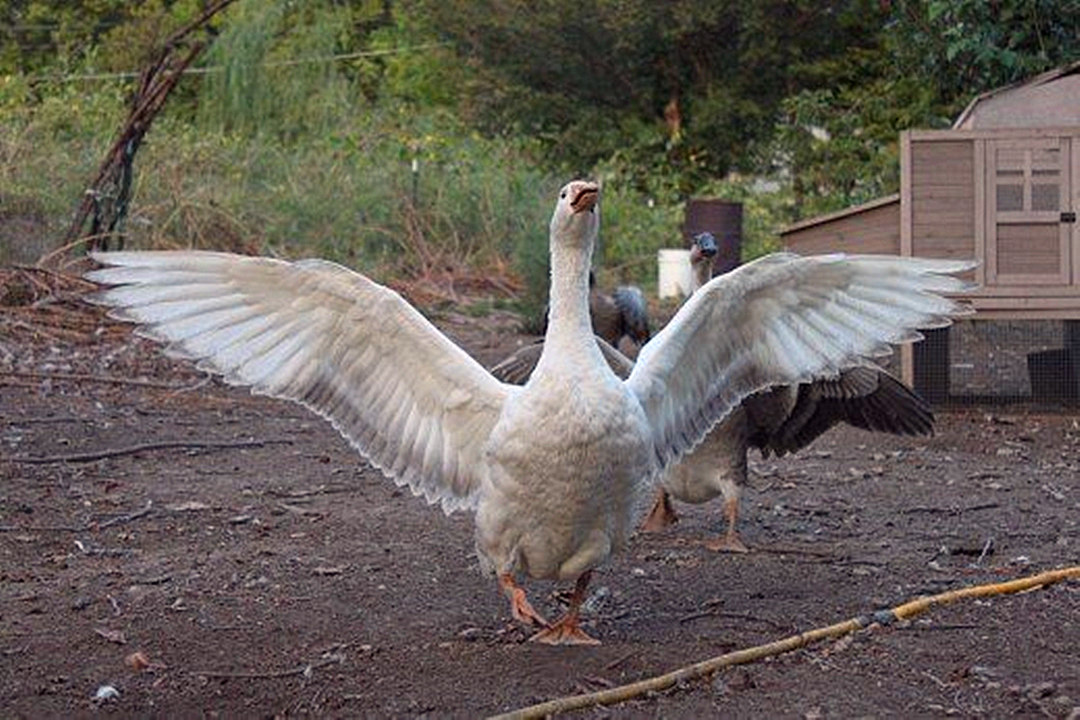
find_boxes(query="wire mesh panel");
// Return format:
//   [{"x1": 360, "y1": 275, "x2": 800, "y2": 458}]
[{"x1": 915, "y1": 319, "x2": 1080, "y2": 404}]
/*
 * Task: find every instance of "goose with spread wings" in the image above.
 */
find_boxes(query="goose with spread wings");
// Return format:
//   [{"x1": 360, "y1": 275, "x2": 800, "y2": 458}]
[
  {"x1": 490, "y1": 232, "x2": 936, "y2": 553},
  {"x1": 87, "y1": 181, "x2": 971, "y2": 645}
]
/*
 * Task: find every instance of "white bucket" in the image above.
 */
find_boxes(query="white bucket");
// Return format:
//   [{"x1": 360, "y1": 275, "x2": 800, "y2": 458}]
[{"x1": 657, "y1": 248, "x2": 692, "y2": 299}]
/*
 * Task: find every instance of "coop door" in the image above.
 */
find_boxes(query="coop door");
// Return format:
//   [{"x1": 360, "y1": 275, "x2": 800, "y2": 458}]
[{"x1": 984, "y1": 137, "x2": 1074, "y2": 286}]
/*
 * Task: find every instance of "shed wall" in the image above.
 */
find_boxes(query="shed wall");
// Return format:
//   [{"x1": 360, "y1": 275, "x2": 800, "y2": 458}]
[
  {"x1": 909, "y1": 139, "x2": 976, "y2": 260},
  {"x1": 781, "y1": 201, "x2": 899, "y2": 255}
]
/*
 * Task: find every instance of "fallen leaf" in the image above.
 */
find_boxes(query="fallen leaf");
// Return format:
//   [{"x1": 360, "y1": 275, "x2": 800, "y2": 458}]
[{"x1": 126, "y1": 651, "x2": 150, "y2": 671}]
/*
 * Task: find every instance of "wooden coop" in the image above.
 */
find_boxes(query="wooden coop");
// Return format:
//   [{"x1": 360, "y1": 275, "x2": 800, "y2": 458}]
[{"x1": 782, "y1": 62, "x2": 1080, "y2": 403}]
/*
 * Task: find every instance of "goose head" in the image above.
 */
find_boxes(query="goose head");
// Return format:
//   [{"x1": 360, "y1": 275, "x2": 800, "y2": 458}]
[
  {"x1": 549, "y1": 180, "x2": 600, "y2": 248},
  {"x1": 689, "y1": 231, "x2": 718, "y2": 289}
]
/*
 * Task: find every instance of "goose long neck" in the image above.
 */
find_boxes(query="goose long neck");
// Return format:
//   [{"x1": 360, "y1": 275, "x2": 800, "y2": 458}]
[
  {"x1": 545, "y1": 234, "x2": 596, "y2": 351},
  {"x1": 691, "y1": 260, "x2": 712, "y2": 294}
]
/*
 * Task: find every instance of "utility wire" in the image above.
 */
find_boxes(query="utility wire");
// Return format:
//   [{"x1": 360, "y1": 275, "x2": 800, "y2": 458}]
[{"x1": 15, "y1": 43, "x2": 451, "y2": 83}]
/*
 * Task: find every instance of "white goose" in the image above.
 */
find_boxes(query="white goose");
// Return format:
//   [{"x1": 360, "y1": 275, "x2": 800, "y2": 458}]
[
  {"x1": 491, "y1": 232, "x2": 937, "y2": 553},
  {"x1": 86, "y1": 180, "x2": 972, "y2": 645}
]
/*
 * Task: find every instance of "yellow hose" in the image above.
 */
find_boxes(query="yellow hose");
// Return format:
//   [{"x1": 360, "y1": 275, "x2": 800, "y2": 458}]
[{"x1": 488, "y1": 566, "x2": 1080, "y2": 720}]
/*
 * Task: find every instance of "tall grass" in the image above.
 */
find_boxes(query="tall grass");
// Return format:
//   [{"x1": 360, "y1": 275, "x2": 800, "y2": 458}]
[{"x1": 0, "y1": 0, "x2": 788, "y2": 317}]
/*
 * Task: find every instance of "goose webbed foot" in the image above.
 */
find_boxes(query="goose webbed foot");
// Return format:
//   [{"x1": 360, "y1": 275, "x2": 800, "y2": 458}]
[
  {"x1": 498, "y1": 572, "x2": 549, "y2": 629},
  {"x1": 703, "y1": 496, "x2": 749, "y2": 553},
  {"x1": 641, "y1": 489, "x2": 678, "y2": 532},
  {"x1": 528, "y1": 570, "x2": 600, "y2": 646}
]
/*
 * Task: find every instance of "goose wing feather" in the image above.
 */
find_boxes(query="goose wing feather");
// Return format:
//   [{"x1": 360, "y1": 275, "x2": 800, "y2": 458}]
[
  {"x1": 746, "y1": 365, "x2": 934, "y2": 457},
  {"x1": 626, "y1": 252, "x2": 972, "y2": 468},
  {"x1": 87, "y1": 250, "x2": 510, "y2": 513}
]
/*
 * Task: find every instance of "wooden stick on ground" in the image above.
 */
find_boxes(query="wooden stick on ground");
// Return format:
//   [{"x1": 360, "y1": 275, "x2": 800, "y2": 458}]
[
  {"x1": 6, "y1": 438, "x2": 292, "y2": 464},
  {"x1": 488, "y1": 566, "x2": 1080, "y2": 720}
]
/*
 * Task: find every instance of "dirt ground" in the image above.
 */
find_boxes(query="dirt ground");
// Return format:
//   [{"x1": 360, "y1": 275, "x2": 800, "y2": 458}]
[{"x1": 2, "y1": 271, "x2": 1079, "y2": 718}]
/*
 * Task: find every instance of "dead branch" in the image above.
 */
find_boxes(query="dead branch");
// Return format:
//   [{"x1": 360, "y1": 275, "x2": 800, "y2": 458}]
[
  {"x1": 679, "y1": 609, "x2": 787, "y2": 631},
  {"x1": 901, "y1": 502, "x2": 1001, "y2": 515},
  {"x1": 97, "y1": 501, "x2": 155, "y2": 529},
  {"x1": 57, "y1": 0, "x2": 239, "y2": 259},
  {"x1": 0, "y1": 501, "x2": 154, "y2": 533},
  {"x1": 194, "y1": 652, "x2": 345, "y2": 680},
  {"x1": 0, "y1": 370, "x2": 198, "y2": 390},
  {"x1": 6, "y1": 438, "x2": 292, "y2": 464},
  {"x1": 488, "y1": 566, "x2": 1080, "y2": 720},
  {"x1": 6, "y1": 415, "x2": 85, "y2": 425},
  {"x1": 603, "y1": 651, "x2": 639, "y2": 671}
]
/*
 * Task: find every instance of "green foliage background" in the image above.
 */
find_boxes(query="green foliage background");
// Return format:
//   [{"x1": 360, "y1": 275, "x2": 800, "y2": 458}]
[{"x1": 1, "y1": 0, "x2": 1078, "y2": 318}]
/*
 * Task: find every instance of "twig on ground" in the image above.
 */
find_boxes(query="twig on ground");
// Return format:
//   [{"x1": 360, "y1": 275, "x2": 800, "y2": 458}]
[
  {"x1": 896, "y1": 623, "x2": 978, "y2": 632},
  {"x1": 1, "y1": 501, "x2": 154, "y2": 533},
  {"x1": 604, "y1": 651, "x2": 639, "y2": 671},
  {"x1": 194, "y1": 652, "x2": 345, "y2": 680},
  {"x1": 679, "y1": 610, "x2": 787, "y2": 631},
  {"x1": 98, "y1": 501, "x2": 155, "y2": 529},
  {"x1": 6, "y1": 415, "x2": 86, "y2": 425},
  {"x1": 901, "y1": 502, "x2": 1001, "y2": 515},
  {"x1": 0, "y1": 369, "x2": 198, "y2": 390},
  {"x1": 488, "y1": 566, "x2": 1080, "y2": 720},
  {"x1": 6, "y1": 438, "x2": 291, "y2": 464},
  {"x1": 972, "y1": 537, "x2": 995, "y2": 567}
]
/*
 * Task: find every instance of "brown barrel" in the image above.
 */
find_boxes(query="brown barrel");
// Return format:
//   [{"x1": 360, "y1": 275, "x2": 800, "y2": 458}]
[{"x1": 683, "y1": 199, "x2": 742, "y2": 276}]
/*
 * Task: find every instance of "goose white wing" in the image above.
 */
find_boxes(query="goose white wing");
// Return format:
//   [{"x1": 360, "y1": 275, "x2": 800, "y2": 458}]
[
  {"x1": 626, "y1": 252, "x2": 973, "y2": 468},
  {"x1": 87, "y1": 251, "x2": 511, "y2": 513}
]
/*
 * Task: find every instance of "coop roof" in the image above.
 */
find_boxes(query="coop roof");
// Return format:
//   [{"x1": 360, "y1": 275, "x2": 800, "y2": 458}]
[
  {"x1": 779, "y1": 193, "x2": 899, "y2": 236},
  {"x1": 953, "y1": 60, "x2": 1080, "y2": 130}
]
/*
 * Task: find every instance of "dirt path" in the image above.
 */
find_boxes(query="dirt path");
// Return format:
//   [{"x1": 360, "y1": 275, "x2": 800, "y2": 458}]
[{"x1": 2, "y1": 298, "x2": 1079, "y2": 718}]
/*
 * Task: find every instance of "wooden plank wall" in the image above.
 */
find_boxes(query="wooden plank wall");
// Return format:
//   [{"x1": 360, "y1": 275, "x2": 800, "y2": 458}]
[
  {"x1": 781, "y1": 202, "x2": 900, "y2": 255},
  {"x1": 909, "y1": 139, "x2": 976, "y2": 260}
]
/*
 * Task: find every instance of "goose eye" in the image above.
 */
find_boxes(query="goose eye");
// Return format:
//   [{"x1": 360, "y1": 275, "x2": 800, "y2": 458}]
[{"x1": 560, "y1": 190, "x2": 567, "y2": 199}]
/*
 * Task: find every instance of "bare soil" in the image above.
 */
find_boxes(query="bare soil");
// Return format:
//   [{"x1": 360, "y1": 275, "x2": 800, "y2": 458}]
[{"x1": 2, "y1": 277, "x2": 1079, "y2": 718}]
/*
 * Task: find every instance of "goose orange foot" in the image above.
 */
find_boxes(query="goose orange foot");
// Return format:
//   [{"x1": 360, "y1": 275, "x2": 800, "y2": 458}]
[
  {"x1": 528, "y1": 569, "x2": 601, "y2": 646},
  {"x1": 529, "y1": 613, "x2": 600, "y2": 646},
  {"x1": 704, "y1": 530, "x2": 750, "y2": 554},
  {"x1": 703, "y1": 496, "x2": 749, "y2": 553},
  {"x1": 498, "y1": 572, "x2": 549, "y2": 629},
  {"x1": 641, "y1": 489, "x2": 678, "y2": 532}
]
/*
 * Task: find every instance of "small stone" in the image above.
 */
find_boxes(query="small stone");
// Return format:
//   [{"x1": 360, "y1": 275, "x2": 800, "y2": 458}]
[{"x1": 458, "y1": 627, "x2": 482, "y2": 642}]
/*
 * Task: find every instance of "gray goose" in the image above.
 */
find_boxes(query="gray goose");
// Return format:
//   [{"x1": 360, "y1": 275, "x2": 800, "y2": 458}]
[{"x1": 87, "y1": 181, "x2": 970, "y2": 645}]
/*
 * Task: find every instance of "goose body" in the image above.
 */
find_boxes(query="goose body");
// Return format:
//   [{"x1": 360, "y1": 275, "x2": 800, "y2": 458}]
[
  {"x1": 87, "y1": 181, "x2": 972, "y2": 644},
  {"x1": 493, "y1": 232, "x2": 938, "y2": 553}
]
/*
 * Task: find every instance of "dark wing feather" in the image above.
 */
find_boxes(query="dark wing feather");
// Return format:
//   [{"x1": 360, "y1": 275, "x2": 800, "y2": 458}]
[
  {"x1": 746, "y1": 366, "x2": 934, "y2": 457},
  {"x1": 490, "y1": 337, "x2": 635, "y2": 385}
]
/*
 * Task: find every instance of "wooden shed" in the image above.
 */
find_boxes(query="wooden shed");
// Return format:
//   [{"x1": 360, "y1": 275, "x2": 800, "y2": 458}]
[{"x1": 781, "y1": 62, "x2": 1080, "y2": 401}]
